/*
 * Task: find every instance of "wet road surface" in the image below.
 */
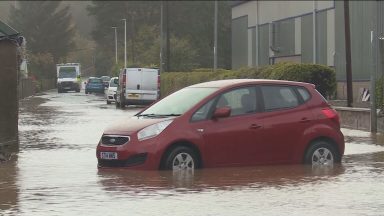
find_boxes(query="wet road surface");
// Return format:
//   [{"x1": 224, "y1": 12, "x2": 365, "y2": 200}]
[{"x1": 1, "y1": 89, "x2": 384, "y2": 215}]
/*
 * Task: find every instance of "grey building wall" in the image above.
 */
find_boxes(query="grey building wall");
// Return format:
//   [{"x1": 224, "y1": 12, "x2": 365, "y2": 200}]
[
  {"x1": 273, "y1": 18, "x2": 295, "y2": 57},
  {"x1": 316, "y1": 10, "x2": 328, "y2": 65},
  {"x1": 335, "y1": 0, "x2": 377, "y2": 81},
  {"x1": 232, "y1": 16, "x2": 248, "y2": 69},
  {"x1": 258, "y1": 24, "x2": 269, "y2": 66},
  {"x1": 301, "y1": 14, "x2": 313, "y2": 64}
]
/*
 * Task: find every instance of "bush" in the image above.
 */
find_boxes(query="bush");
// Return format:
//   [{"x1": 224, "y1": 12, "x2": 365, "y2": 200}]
[
  {"x1": 260, "y1": 62, "x2": 336, "y2": 98},
  {"x1": 160, "y1": 63, "x2": 336, "y2": 98}
]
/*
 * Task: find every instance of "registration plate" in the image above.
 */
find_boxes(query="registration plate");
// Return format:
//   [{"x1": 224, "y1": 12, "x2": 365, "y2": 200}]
[
  {"x1": 100, "y1": 152, "x2": 118, "y2": 160},
  {"x1": 128, "y1": 93, "x2": 139, "y2": 98}
]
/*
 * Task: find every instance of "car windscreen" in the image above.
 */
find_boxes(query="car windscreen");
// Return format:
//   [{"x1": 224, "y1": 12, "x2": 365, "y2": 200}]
[
  {"x1": 101, "y1": 77, "x2": 110, "y2": 82},
  {"x1": 109, "y1": 79, "x2": 118, "y2": 87},
  {"x1": 89, "y1": 79, "x2": 102, "y2": 83},
  {"x1": 58, "y1": 67, "x2": 77, "y2": 78},
  {"x1": 140, "y1": 87, "x2": 217, "y2": 116}
]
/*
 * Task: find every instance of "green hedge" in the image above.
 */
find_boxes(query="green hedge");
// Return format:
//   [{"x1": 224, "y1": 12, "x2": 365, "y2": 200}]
[{"x1": 160, "y1": 62, "x2": 336, "y2": 98}]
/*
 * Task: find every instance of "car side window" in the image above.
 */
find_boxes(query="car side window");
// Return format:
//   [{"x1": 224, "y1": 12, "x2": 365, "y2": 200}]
[
  {"x1": 297, "y1": 87, "x2": 311, "y2": 102},
  {"x1": 215, "y1": 87, "x2": 257, "y2": 116},
  {"x1": 261, "y1": 85, "x2": 299, "y2": 111},
  {"x1": 191, "y1": 100, "x2": 215, "y2": 122}
]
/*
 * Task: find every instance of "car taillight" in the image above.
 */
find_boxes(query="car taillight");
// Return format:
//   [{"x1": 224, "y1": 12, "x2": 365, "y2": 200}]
[{"x1": 322, "y1": 108, "x2": 340, "y2": 126}]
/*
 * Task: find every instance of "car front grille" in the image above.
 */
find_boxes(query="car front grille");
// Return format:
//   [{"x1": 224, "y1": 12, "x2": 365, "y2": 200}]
[
  {"x1": 101, "y1": 135, "x2": 129, "y2": 146},
  {"x1": 61, "y1": 81, "x2": 74, "y2": 87}
]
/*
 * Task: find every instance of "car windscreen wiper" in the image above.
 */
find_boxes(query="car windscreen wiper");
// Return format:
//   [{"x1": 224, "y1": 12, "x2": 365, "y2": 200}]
[{"x1": 136, "y1": 113, "x2": 181, "y2": 118}]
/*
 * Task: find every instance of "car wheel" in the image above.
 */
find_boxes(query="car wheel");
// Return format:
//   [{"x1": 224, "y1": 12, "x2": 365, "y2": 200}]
[
  {"x1": 304, "y1": 141, "x2": 340, "y2": 166},
  {"x1": 164, "y1": 146, "x2": 199, "y2": 171},
  {"x1": 107, "y1": 100, "x2": 111, "y2": 105}
]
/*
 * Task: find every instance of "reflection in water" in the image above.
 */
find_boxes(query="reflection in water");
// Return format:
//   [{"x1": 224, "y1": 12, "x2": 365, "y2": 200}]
[
  {"x1": 0, "y1": 156, "x2": 18, "y2": 214},
  {"x1": 97, "y1": 165, "x2": 345, "y2": 197}
]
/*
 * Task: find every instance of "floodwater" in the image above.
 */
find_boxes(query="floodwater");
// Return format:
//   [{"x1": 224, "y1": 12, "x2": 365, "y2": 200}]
[{"x1": 1, "y1": 90, "x2": 384, "y2": 216}]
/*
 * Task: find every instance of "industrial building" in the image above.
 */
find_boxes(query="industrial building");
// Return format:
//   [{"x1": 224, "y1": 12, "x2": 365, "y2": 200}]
[{"x1": 231, "y1": 0, "x2": 384, "y2": 101}]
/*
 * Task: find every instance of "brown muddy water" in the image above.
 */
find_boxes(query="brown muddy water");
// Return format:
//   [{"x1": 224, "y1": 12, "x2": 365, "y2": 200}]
[{"x1": 1, "y1": 90, "x2": 384, "y2": 216}]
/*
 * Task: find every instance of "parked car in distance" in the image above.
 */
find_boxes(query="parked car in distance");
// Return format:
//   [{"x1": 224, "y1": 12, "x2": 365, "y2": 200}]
[
  {"x1": 100, "y1": 76, "x2": 111, "y2": 89},
  {"x1": 97, "y1": 79, "x2": 344, "y2": 171},
  {"x1": 106, "y1": 77, "x2": 118, "y2": 104},
  {"x1": 85, "y1": 77, "x2": 104, "y2": 94},
  {"x1": 115, "y1": 68, "x2": 160, "y2": 108}
]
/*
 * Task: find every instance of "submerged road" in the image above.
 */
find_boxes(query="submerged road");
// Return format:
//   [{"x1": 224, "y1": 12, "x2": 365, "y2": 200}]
[{"x1": 1, "y1": 89, "x2": 384, "y2": 216}]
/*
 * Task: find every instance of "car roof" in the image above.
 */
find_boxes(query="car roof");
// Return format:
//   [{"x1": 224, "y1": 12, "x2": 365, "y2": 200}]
[{"x1": 188, "y1": 79, "x2": 313, "y2": 89}]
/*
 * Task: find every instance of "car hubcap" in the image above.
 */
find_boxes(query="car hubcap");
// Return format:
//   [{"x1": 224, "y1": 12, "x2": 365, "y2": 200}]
[
  {"x1": 172, "y1": 153, "x2": 194, "y2": 170},
  {"x1": 312, "y1": 147, "x2": 334, "y2": 165}
]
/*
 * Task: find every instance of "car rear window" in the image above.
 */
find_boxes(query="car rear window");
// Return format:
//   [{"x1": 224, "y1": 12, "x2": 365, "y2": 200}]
[{"x1": 261, "y1": 85, "x2": 299, "y2": 111}]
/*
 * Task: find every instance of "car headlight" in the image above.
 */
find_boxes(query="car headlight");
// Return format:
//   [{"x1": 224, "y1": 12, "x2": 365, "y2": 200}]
[{"x1": 137, "y1": 119, "x2": 173, "y2": 141}]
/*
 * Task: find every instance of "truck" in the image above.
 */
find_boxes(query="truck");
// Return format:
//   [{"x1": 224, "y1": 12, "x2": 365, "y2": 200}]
[
  {"x1": 56, "y1": 63, "x2": 81, "y2": 93},
  {"x1": 115, "y1": 68, "x2": 160, "y2": 108}
]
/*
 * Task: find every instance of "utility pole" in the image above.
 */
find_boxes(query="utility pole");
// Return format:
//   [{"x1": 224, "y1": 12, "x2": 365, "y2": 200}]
[
  {"x1": 313, "y1": 0, "x2": 317, "y2": 63},
  {"x1": 165, "y1": 1, "x2": 170, "y2": 72},
  {"x1": 214, "y1": 0, "x2": 218, "y2": 72},
  {"x1": 344, "y1": 0, "x2": 353, "y2": 107},
  {"x1": 111, "y1": 27, "x2": 118, "y2": 64},
  {"x1": 131, "y1": 13, "x2": 135, "y2": 64},
  {"x1": 121, "y1": 19, "x2": 127, "y2": 68},
  {"x1": 370, "y1": 31, "x2": 377, "y2": 133},
  {"x1": 160, "y1": 1, "x2": 164, "y2": 73}
]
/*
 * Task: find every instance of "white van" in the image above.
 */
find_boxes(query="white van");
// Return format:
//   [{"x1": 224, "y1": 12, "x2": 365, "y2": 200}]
[{"x1": 116, "y1": 68, "x2": 160, "y2": 108}]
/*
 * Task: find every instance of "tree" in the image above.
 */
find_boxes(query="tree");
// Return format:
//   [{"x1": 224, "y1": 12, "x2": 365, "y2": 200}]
[
  {"x1": 9, "y1": 1, "x2": 75, "y2": 64},
  {"x1": 87, "y1": 1, "x2": 231, "y2": 73}
]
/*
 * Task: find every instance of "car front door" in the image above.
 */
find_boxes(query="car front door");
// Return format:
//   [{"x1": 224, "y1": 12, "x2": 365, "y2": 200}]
[{"x1": 190, "y1": 86, "x2": 265, "y2": 167}]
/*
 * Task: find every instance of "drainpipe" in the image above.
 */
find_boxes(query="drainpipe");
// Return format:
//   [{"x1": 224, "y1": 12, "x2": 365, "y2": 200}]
[{"x1": 313, "y1": 0, "x2": 317, "y2": 63}]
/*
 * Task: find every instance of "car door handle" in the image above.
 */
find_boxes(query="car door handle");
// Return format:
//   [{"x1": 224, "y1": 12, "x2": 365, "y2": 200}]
[
  {"x1": 300, "y1": 117, "x2": 310, "y2": 123},
  {"x1": 249, "y1": 124, "x2": 262, "y2": 129}
]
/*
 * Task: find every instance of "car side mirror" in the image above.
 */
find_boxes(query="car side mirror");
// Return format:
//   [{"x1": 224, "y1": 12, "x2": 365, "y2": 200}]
[
  {"x1": 212, "y1": 107, "x2": 231, "y2": 119},
  {"x1": 114, "y1": 79, "x2": 119, "y2": 84}
]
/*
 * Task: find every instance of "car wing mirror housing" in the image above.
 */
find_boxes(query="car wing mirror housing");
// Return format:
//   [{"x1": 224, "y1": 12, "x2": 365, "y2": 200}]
[{"x1": 212, "y1": 107, "x2": 231, "y2": 119}]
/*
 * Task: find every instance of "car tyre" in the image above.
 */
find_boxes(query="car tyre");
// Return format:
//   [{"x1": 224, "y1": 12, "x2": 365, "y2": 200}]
[
  {"x1": 304, "y1": 140, "x2": 340, "y2": 166},
  {"x1": 107, "y1": 100, "x2": 111, "y2": 105},
  {"x1": 163, "y1": 146, "x2": 199, "y2": 171}
]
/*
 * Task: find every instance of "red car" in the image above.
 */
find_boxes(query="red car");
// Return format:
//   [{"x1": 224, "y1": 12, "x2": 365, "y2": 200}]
[{"x1": 97, "y1": 79, "x2": 344, "y2": 170}]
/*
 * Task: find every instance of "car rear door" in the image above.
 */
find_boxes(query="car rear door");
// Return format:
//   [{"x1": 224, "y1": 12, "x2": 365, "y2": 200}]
[
  {"x1": 257, "y1": 85, "x2": 313, "y2": 163},
  {"x1": 126, "y1": 68, "x2": 158, "y2": 101}
]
